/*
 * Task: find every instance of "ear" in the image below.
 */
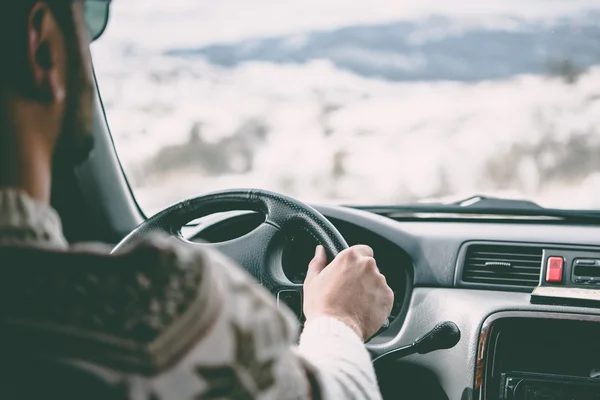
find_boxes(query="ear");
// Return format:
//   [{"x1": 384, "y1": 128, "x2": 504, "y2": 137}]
[{"x1": 26, "y1": 2, "x2": 67, "y2": 104}]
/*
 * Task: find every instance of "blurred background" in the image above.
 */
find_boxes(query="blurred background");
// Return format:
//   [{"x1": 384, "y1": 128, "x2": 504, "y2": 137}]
[{"x1": 92, "y1": 0, "x2": 600, "y2": 215}]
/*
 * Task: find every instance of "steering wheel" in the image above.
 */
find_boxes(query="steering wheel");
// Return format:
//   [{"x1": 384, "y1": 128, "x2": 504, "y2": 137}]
[{"x1": 113, "y1": 189, "x2": 349, "y2": 312}]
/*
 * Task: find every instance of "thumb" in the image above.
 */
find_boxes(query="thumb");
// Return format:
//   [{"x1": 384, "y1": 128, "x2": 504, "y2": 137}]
[{"x1": 305, "y1": 245, "x2": 327, "y2": 285}]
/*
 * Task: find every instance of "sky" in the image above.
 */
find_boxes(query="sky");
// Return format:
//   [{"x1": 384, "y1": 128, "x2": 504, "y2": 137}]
[{"x1": 100, "y1": 0, "x2": 600, "y2": 50}]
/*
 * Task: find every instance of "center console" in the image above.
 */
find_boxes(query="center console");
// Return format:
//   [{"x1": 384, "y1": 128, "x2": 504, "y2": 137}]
[{"x1": 476, "y1": 312, "x2": 600, "y2": 400}]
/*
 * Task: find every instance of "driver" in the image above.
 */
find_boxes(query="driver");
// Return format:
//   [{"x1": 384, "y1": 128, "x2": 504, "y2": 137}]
[{"x1": 0, "y1": 1, "x2": 394, "y2": 400}]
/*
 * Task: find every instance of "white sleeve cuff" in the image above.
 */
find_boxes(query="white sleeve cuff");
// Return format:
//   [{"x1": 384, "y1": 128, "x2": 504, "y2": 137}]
[
  {"x1": 300, "y1": 316, "x2": 363, "y2": 345},
  {"x1": 297, "y1": 316, "x2": 382, "y2": 400}
]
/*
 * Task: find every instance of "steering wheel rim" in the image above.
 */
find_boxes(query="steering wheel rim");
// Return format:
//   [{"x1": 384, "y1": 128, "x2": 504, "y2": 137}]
[{"x1": 113, "y1": 189, "x2": 349, "y2": 302}]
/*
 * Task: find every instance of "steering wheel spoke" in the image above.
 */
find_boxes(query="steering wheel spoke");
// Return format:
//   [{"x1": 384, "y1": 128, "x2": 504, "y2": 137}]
[{"x1": 192, "y1": 222, "x2": 281, "y2": 282}]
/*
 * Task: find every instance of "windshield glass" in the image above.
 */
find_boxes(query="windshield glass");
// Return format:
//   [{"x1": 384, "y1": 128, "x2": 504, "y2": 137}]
[{"x1": 93, "y1": 0, "x2": 600, "y2": 216}]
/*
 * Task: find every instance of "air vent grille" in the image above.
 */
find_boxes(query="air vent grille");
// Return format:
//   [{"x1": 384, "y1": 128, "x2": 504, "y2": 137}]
[{"x1": 462, "y1": 244, "x2": 543, "y2": 287}]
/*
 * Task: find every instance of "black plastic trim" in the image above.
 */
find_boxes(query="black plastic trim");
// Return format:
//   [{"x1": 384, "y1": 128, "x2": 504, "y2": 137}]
[{"x1": 475, "y1": 310, "x2": 600, "y2": 400}]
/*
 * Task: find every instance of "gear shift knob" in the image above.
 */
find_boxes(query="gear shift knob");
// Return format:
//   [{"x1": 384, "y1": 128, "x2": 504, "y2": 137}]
[{"x1": 372, "y1": 321, "x2": 461, "y2": 363}]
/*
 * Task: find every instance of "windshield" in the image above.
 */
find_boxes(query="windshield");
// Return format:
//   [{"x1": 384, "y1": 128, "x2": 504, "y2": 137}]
[{"x1": 92, "y1": 0, "x2": 600, "y2": 216}]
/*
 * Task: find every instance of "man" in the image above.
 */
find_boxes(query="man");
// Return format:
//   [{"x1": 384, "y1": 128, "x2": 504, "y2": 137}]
[{"x1": 0, "y1": 1, "x2": 394, "y2": 399}]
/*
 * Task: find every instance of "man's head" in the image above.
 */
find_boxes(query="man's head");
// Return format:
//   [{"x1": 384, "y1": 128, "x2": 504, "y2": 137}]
[{"x1": 0, "y1": 0, "x2": 95, "y2": 183}]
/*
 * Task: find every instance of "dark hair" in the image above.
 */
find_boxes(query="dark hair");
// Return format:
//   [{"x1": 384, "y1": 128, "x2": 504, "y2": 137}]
[{"x1": 0, "y1": 1, "x2": 75, "y2": 96}]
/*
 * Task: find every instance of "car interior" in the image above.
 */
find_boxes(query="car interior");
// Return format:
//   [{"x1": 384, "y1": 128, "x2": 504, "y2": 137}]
[{"x1": 47, "y1": 2, "x2": 600, "y2": 399}]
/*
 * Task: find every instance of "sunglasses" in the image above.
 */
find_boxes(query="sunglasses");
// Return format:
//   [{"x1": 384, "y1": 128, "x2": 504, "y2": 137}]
[{"x1": 82, "y1": 0, "x2": 112, "y2": 41}]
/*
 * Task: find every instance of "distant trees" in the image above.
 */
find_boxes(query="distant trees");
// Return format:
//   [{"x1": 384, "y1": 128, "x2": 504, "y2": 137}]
[
  {"x1": 545, "y1": 57, "x2": 585, "y2": 84},
  {"x1": 144, "y1": 118, "x2": 270, "y2": 179}
]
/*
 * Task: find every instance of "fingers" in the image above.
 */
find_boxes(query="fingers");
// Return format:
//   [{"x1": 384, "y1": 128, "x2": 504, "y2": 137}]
[
  {"x1": 305, "y1": 245, "x2": 327, "y2": 284},
  {"x1": 305, "y1": 244, "x2": 376, "y2": 284},
  {"x1": 343, "y1": 244, "x2": 374, "y2": 259}
]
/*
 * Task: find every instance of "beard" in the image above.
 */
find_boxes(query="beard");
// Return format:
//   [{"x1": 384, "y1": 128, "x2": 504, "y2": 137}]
[
  {"x1": 52, "y1": 36, "x2": 95, "y2": 169},
  {"x1": 54, "y1": 75, "x2": 95, "y2": 167}
]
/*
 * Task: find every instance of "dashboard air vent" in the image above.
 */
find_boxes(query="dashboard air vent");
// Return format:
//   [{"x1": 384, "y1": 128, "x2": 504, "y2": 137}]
[{"x1": 462, "y1": 244, "x2": 543, "y2": 287}]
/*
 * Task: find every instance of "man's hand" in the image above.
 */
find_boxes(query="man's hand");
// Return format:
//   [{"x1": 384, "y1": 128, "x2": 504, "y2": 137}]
[{"x1": 303, "y1": 245, "x2": 394, "y2": 341}]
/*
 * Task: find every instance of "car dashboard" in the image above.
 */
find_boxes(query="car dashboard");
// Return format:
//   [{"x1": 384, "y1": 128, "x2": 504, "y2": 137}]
[{"x1": 188, "y1": 204, "x2": 600, "y2": 400}]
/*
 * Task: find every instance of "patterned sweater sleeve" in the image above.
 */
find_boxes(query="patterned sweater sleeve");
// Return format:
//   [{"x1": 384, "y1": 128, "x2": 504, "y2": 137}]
[{"x1": 0, "y1": 233, "x2": 381, "y2": 399}]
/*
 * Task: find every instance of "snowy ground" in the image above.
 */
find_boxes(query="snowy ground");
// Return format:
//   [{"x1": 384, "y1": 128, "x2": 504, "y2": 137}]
[{"x1": 92, "y1": 1, "x2": 600, "y2": 215}]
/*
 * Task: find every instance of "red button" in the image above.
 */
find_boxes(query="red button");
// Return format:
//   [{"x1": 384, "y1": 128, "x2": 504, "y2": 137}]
[{"x1": 546, "y1": 256, "x2": 564, "y2": 283}]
